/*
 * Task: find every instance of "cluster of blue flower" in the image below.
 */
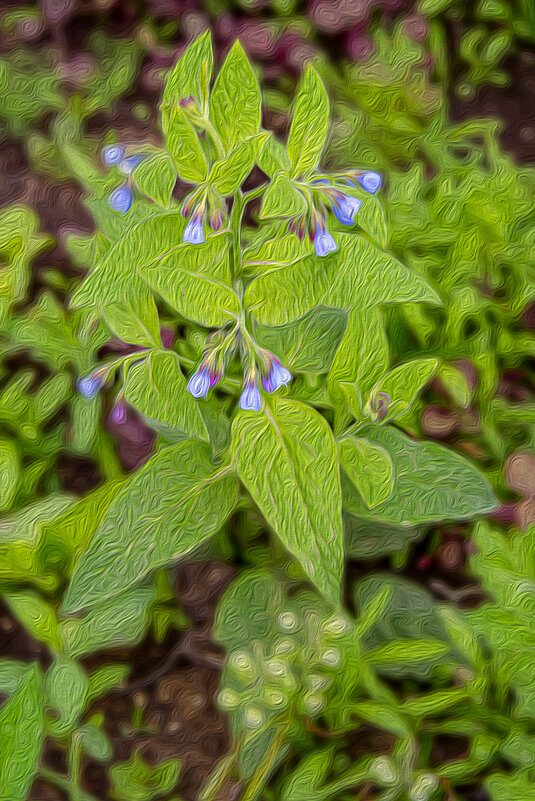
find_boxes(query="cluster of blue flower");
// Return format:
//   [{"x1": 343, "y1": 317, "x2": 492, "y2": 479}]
[
  {"x1": 186, "y1": 332, "x2": 292, "y2": 412},
  {"x1": 102, "y1": 145, "x2": 145, "y2": 214}
]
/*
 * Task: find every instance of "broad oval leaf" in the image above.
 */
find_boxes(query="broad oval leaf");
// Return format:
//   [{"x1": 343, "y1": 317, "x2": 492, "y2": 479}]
[
  {"x1": 209, "y1": 41, "x2": 261, "y2": 152},
  {"x1": 0, "y1": 663, "x2": 44, "y2": 801},
  {"x1": 45, "y1": 656, "x2": 88, "y2": 737},
  {"x1": 287, "y1": 65, "x2": 329, "y2": 178},
  {"x1": 140, "y1": 232, "x2": 240, "y2": 327},
  {"x1": 165, "y1": 105, "x2": 208, "y2": 183},
  {"x1": 339, "y1": 435, "x2": 394, "y2": 508},
  {"x1": 62, "y1": 440, "x2": 238, "y2": 612},
  {"x1": 260, "y1": 173, "x2": 307, "y2": 219},
  {"x1": 368, "y1": 358, "x2": 439, "y2": 421},
  {"x1": 343, "y1": 425, "x2": 498, "y2": 526},
  {"x1": 123, "y1": 349, "x2": 207, "y2": 440},
  {"x1": 210, "y1": 133, "x2": 268, "y2": 196},
  {"x1": 132, "y1": 154, "x2": 177, "y2": 208},
  {"x1": 231, "y1": 396, "x2": 343, "y2": 604},
  {"x1": 161, "y1": 30, "x2": 213, "y2": 129},
  {"x1": 245, "y1": 255, "x2": 329, "y2": 325}
]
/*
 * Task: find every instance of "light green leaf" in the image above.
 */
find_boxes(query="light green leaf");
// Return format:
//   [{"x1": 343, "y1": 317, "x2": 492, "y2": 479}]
[
  {"x1": 255, "y1": 307, "x2": 346, "y2": 373},
  {"x1": 0, "y1": 660, "x2": 32, "y2": 695},
  {"x1": 139, "y1": 232, "x2": 240, "y2": 327},
  {"x1": 319, "y1": 234, "x2": 441, "y2": 311},
  {"x1": 365, "y1": 639, "x2": 450, "y2": 665},
  {"x1": 231, "y1": 397, "x2": 343, "y2": 603},
  {"x1": 86, "y1": 664, "x2": 130, "y2": 703},
  {"x1": 339, "y1": 435, "x2": 394, "y2": 508},
  {"x1": 209, "y1": 41, "x2": 261, "y2": 151},
  {"x1": 61, "y1": 589, "x2": 154, "y2": 658},
  {"x1": 161, "y1": 30, "x2": 213, "y2": 127},
  {"x1": 133, "y1": 154, "x2": 176, "y2": 208},
  {"x1": 210, "y1": 133, "x2": 268, "y2": 195},
  {"x1": 260, "y1": 173, "x2": 307, "y2": 219},
  {"x1": 45, "y1": 656, "x2": 88, "y2": 737},
  {"x1": 6, "y1": 590, "x2": 62, "y2": 651},
  {"x1": 0, "y1": 438, "x2": 20, "y2": 512},
  {"x1": 124, "y1": 349, "x2": 207, "y2": 440},
  {"x1": 368, "y1": 358, "x2": 439, "y2": 421},
  {"x1": 165, "y1": 105, "x2": 208, "y2": 184},
  {"x1": 0, "y1": 663, "x2": 44, "y2": 801},
  {"x1": 243, "y1": 234, "x2": 308, "y2": 271},
  {"x1": 287, "y1": 65, "x2": 329, "y2": 178},
  {"x1": 343, "y1": 426, "x2": 498, "y2": 526},
  {"x1": 70, "y1": 213, "x2": 181, "y2": 347},
  {"x1": 258, "y1": 135, "x2": 291, "y2": 178},
  {"x1": 328, "y1": 307, "x2": 389, "y2": 416},
  {"x1": 78, "y1": 723, "x2": 113, "y2": 762},
  {"x1": 110, "y1": 752, "x2": 180, "y2": 801},
  {"x1": 439, "y1": 363, "x2": 473, "y2": 408},
  {"x1": 244, "y1": 254, "x2": 325, "y2": 325},
  {"x1": 62, "y1": 440, "x2": 238, "y2": 612}
]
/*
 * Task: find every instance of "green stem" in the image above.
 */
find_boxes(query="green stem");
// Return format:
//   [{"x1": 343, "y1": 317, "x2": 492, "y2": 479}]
[
  {"x1": 40, "y1": 767, "x2": 96, "y2": 801},
  {"x1": 204, "y1": 117, "x2": 226, "y2": 160},
  {"x1": 69, "y1": 731, "x2": 83, "y2": 801},
  {"x1": 240, "y1": 722, "x2": 290, "y2": 801},
  {"x1": 198, "y1": 743, "x2": 240, "y2": 801},
  {"x1": 229, "y1": 189, "x2": 245, "y2": 282},
  {"x1": 243, "y1": 184, "x2": 268, "y2": 204}
]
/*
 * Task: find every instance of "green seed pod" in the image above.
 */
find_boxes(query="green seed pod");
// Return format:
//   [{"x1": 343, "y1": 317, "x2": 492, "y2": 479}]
[
  {"x1": 218, "y1": 687, "x2": 240, "y2": 711},
  {"x1": 277, "y1": 610, "x2": 300, "y2": 632},
  {"x1": 323, "y1": 614, "x2": 351, "y2": 637},
  {"x1": 409, "y1": 773, "x2": 439, "y2": 801},
  {"x1": 369, "y1": 756, "x2": 398, "y2": 786},
  {"x1": 262, "y1": 686, "x2": 288, "y2": 710},
  {"x1": 319, "y1": 647, "x2": 341, "y2": 669},
  {"x1": 274, "y1": 637, "x2": 298, "y2": 656}
]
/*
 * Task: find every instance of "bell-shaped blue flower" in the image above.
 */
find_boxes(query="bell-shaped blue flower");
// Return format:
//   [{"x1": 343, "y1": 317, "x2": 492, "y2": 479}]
[
  {"x1": 110, "y1": 400, "x2": 127, "y2": 424},
  {"x1": 239, "y1": 382, "x2": 262, "y2": 412},
  {"x1": 356, "y1": 172, "x2": 382, "y2": 194},
  {"x1": 183, "y1": 215, "x2": 205, "y2": 245},
  {"x1": 262, "y1": 360, "x2": 292, "y2": 394},
  {"x1": 313, "y1": 224, "x2": 337, "y2": 258},
  {"x1": 109, "y1": 185, "x2": 133, "y2": 214},
  {"x1": 102, "y1": 144, "x2": 125, "y2": 166},
  {"x1": 77, "y1": 374, "x2": 102, "y2": 399},
  {"x1": 119, "y1": 154, "x2": 145, "y2": 175},
  {"x1": 187, "y1": 367, "x2": 213, "y2": 399},
  {"x1": 331, "y1": 193, "x2": 362, "y2": 226}
]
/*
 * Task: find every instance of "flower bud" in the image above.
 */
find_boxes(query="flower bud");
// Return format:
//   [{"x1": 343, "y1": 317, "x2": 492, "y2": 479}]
[
  {"x1": 109, "y1": 184, "x2": 133, "y2": 214},
  {"x1": 102, "y1": 144, "x2": 125, "y2": 166}
]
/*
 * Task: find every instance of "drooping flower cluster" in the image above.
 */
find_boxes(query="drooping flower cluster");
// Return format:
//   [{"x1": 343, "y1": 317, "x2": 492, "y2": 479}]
[
  {"x1": 102, "y1": 144, "x2": 146, "y2": 215},
  {"x1": 181, "y1": 188, "x2": 227, "y2": 245},
  {"x1": 186, "y1": 325, "x2": 292, "y2": 413},
  {"x1": 288, "y1": 170, "x2": 382, "y2": 258}
]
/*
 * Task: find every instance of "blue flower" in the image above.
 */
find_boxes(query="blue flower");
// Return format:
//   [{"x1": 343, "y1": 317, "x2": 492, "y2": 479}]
[
  {"x1": 262, "y1": 360, "x2": 292, "y2": 393},
  {"x1": 331, "y1": 193, "x2": 362, "y2": 226},
  {"x1": 239, "y1": 382, "x2": 262, "y2": 412},
  {"x1": 102, "y1": 144, "x2": 125, "y2": 166},
  {"x1": 119, "y1": 154, "x2": 145, "y2": 175},
  {"x1": 77, "y1": 374, "x2": 102, "y2": 399},
  {"x1": 356, "y1": 172, "x2": 382, "y2": 194},
  {"x1": 183, "y1": 215, "x2": 205, "y2": 245},
  {"x1": 313, "y1": 224, "x2": 337, "y2": 257},
  {"x1": 187, "y1": 367, "x2": 212, "y2": 399},
  {"x1": 109, "y1": 185, "x2": 133, "y2": 214}
]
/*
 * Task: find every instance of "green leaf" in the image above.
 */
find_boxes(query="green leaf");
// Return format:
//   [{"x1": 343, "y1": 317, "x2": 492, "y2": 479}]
[
  {"x1": 365, "y1": 639, "x2": 450, "y2": 665},
  {"x1": 61, "y1": 589, "x2": 154, "y2": 658},
  {"x1": 0, "y1": 663, "x2": 44, "y2": 801},
  {"x1": 45, "y1": 656, "x2": 88, "y2": 737},
  {"x1": 0, "y1": 438, "x2": 20, "y2": 512},
  {"x1": 86, "y1": 664, "x2": 130, "y2": 703},
  {"x1": 63, "y1": 440, "x2": 238, "y2": 612},
  {"x1": 231, "y1": 397, "x2": 343, "y2": 603},
  {"x1": 210, "y1": 133, "x2": 268, "y2": 195},
  {"x1": 257, "y1": 135, "x2": 291, "y2": 178},
  {"x1": 139, "y1": 231, "x2": 240, "y2": 327},
  {"x1": 339, "y1": 435, "x2": 394, "y2": 508},
  {"x1": 345, "y1": 516, "x2": 425, "y2": 559},
  {"x1": 255, "y1": 307, "x2": 346, "y2": 373},
  {"x1": 209, "y1": 40, "x2": 261, "y2": 151},
  {"x1": 133, "y1": 155, "x2": 176, "y2": 208},
  {"x1": 110, "y1": 752, "x2": 180, "y2": 801},
  {"x1": 328, "y1": 308, "x2": 389, "y2": 403},
  {"x1": 0, "y1": 660, "x2": 32, "y2": 695},
  {"x1": 260, "y1": 173, "x2": 307, "y2": 219},
  {"x1": 485, "y1": 771, "x2": 535, "y2": 801},
  {"x1": 243, "y1": 233, "x2": 308, "y2": 271},
  {"x1": 343, "y1": 426, "x2": 497, "y2": 526},
  {"x1": 244, "y1": 253, "x2": 324, "y2": 325},
  {"x1": 165, "y1": 106, "x2": 208, "y2": 184},
  {"x1": 368, "y1": 358, "x2": 439, "y2": 421},
  {"x1": 319, "y1": 234, "x2": 441, "y2": 311},
  {"x1": 78, "y1": 722, "x2": 113, "y2": 762},
  {"x1": 279, "y1": 747, "x2": 336, "y2": 801},
  {"x1": 287, "y1": 64, "x2": 329, "y2": 178},
  {"x1": 161, "y1": 30, "x2": 213, "y2": 126},
  {"x1": 70, "y1": 212, "x2": 176, "y2": 347},
  {"x1": 6, "y1": 590, "x2": 62, "y2": 651},
  {"x1": 123, "y1": 350, "x2": 207, "y2": 440}
]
